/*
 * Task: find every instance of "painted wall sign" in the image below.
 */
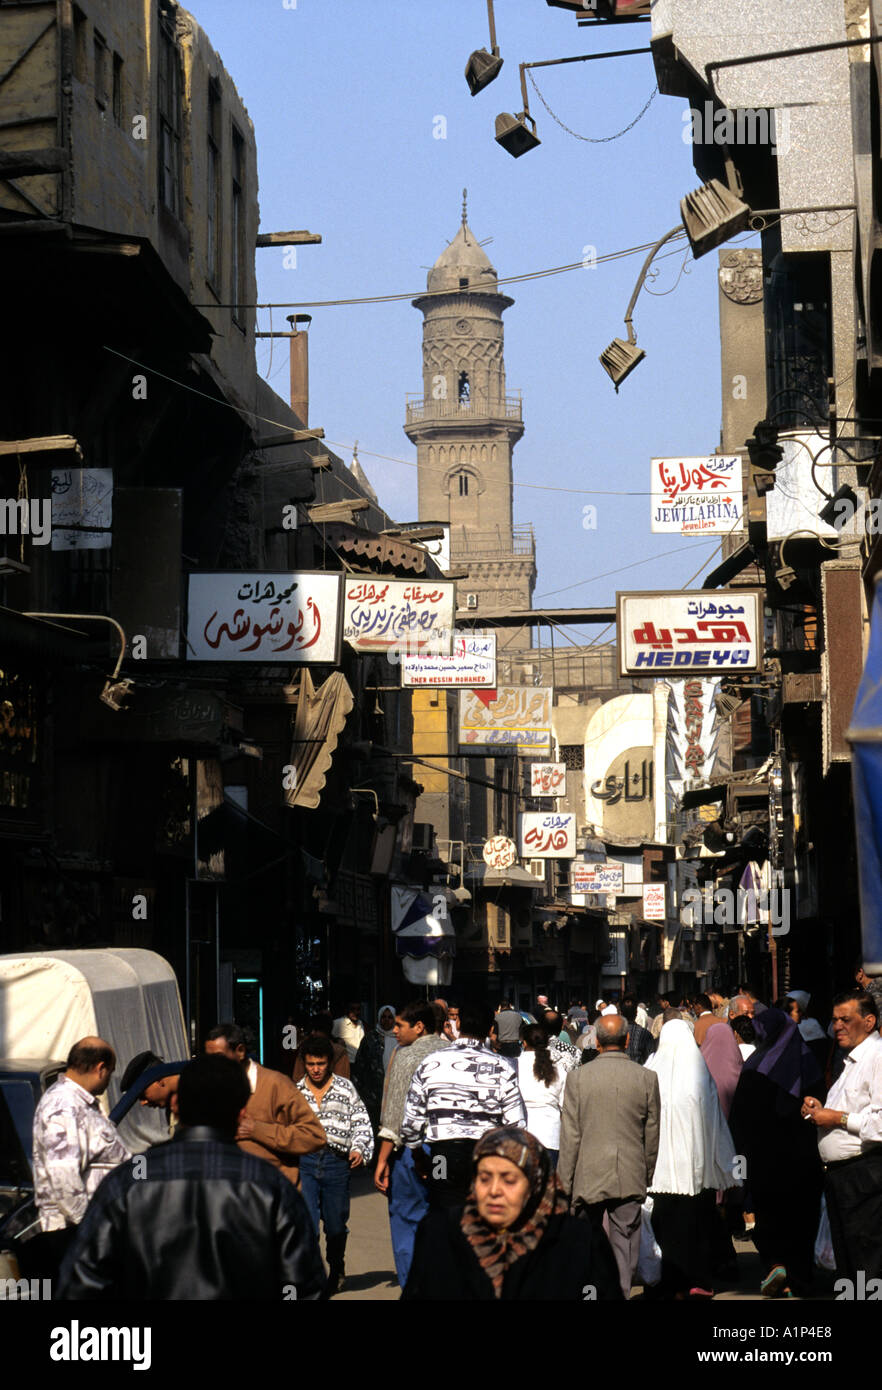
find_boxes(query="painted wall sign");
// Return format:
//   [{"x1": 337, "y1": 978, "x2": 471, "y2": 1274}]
[
  {"x1": 460, "y1": 687, "x2": 552, "y2": 753},
  {"x1": 343, "y1": 579, "x2": 454, "y2": 653},
  {"x1": 651, "y1": 455, "x2": 742, "y2": 535},
  {"x1": 617, "y1": 590, "x2": 762, "y2": 674},
  {"x1": 187, "y1": 572, "x2": 342, "y2": 662},
  {"x1": 402, "y1": 633, "x2": 495, "y2": 687},
  {"x1": 530, "y1": 762, "x2": 566, "y2": 797},
  {"x1": 518, "y1": 812, "x2": 576, "y2": 859}
]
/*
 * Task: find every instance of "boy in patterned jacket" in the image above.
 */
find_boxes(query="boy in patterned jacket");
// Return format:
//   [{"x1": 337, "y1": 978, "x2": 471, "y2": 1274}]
[{"x1": 296, "y1": 1033, "x2": 374, "y2": 1295}]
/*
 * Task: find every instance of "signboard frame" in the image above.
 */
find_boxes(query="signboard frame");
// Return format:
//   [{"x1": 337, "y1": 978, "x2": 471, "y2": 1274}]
[{"x1": 616, "y1": 589, "x2": 763, "y2": 677}]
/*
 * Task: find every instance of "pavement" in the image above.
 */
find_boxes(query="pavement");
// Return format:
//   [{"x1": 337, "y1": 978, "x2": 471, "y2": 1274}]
[{"x1": 321, "y1": 1169, "x2": 837, "y2": 1302}]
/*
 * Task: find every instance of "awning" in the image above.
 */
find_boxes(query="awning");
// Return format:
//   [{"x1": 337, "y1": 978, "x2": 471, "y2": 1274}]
[
  {"x1": 284, "y1": 669, "x2": 354, "y2": 810},
  {"x1": 703, "y1": 543, "x2": 759, "y2": 589},
  {"x1": 847, "y1": 577, "x2": 882, "y2": 970},
  {"x1": 322, "y1": 523, "x2": 428, "y2": 574},
  {"x1": 465, "y1": 863, "x2": 541, "y2": 889}
]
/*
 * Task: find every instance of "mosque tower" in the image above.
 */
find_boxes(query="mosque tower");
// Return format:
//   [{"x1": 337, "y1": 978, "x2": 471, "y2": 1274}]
[{"x1": 404, "y1": 193, "x2": 535, "y2": 645}]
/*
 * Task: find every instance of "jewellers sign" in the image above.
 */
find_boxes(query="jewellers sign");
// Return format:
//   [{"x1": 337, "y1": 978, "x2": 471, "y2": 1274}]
[
  {"x1": 617, "y1": 590, "x2": 762, "y2": 675},
  {"x1": 651, "y1": 456, "x2": 742, "y2": 535},
  {"x1": 187, "y1": 572, "x2": 342, "y2": 662},
  {"x1": 518, "y1": 812, "x2": 576, "y2": 859},
  {"x1": 343, "y1": 579, "x2": 454, "y2": 654}
]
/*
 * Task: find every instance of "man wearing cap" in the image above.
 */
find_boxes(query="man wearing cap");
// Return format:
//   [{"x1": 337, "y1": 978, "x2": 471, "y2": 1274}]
[{"x1": 118, "y1": 1051, "x2": 181, "y2": 1135}]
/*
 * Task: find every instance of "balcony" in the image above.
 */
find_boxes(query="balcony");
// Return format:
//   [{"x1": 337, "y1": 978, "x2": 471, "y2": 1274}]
[
  {"x1": 405, "y1": 393, "x2": 522, "y2": 425},
  {"x1": 453, "y1": 523, "x2": 535, "y2": 558}
]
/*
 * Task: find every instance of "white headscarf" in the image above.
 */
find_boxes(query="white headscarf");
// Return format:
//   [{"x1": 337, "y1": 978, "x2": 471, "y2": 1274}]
[
  {"x1": 377, "y1": 1004, "x2": 397, "y2": 1069},
  {"x1": 645, "y1": 1019, "x2": 740, "y2": 1195}
]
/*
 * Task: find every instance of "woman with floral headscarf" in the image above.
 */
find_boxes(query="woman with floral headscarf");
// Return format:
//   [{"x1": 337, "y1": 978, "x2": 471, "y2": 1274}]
[{"x1": 401, "y1": 1127, "x2": 622, "y2": 1300}]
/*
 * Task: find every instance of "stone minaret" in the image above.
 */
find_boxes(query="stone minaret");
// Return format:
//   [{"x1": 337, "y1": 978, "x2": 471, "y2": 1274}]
[{"x1": 404, "y1": 194, "x2": 535, "y2": 643}]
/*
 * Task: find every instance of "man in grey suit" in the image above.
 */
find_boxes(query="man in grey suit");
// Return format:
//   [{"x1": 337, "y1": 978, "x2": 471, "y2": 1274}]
[{"x1": 558, "y1": 1012, "x2": 660, "y2": 1299}]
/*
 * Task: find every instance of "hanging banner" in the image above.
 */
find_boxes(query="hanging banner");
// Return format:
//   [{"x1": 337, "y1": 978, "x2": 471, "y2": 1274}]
[
  {"x1": 518, "y1": 812, "x2": 575, "y2": 858},
  {"x1": 617, "y1": 590, "x2": 762, "y2": 675},
  {"x1": 50, "y1": 467, "x2": 113, "y2": 549},
  {"x1": 187, "y1": 572, "x2": 342, "y2": 662},
  {"x1": 401, "y1": 633, "x2": 495, "y2": 687},
  {"x1": 651, "y1": 455, "x2": 742, "y2": 535},
  {"x1": 460, "y1": 687, "x2": 552, "y2": 753},
  {"x1": 529, "y1": 762, "x2": 566, "y2": 797},
  {"x1": 343, "y1": 579, "x2": 454, "y2": 653}
]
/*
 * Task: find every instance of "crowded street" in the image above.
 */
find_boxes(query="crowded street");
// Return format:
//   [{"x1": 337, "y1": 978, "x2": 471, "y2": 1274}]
[{"x1": 0, "y1": 0, "x2": 881, "y2": 1363}]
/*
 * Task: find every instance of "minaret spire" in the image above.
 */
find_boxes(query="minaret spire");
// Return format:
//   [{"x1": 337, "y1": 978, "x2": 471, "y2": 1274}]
[{"x1": 462, "y1": 187, "x2": 468, "y2": 230}]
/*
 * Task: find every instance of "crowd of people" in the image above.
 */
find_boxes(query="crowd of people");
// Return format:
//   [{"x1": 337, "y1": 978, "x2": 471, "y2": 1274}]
[{"x1": 20, "y1": 970, "x2": 882, "y2": 1301}]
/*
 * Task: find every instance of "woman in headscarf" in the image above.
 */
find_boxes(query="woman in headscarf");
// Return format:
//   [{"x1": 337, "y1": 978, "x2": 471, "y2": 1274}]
[
  {"x1": 700, "y1": 1019, "x2": 743, "y2": 1120},
  {"x1": 351, "y1": 1005, "x2": 396, "y2": 1133},
  {"x1": 727, "y1": 1006, "x2": 825, "y2": 1298},
  {"x1": 402, "y1": 1128, "x2": 622, "y2": 1300},
  {"x1": 644, "y1": 1019, "x2": 740, "y2": 1299}
]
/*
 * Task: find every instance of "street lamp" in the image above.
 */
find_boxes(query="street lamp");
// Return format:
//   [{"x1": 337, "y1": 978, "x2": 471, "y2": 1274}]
[
  {"x1": 495, "y1": 45, "x2": 649, "y2": 158},
  {"x1": 599, "y1": 224, "x2": 684, "y2": 389},
  {"x1": 680, "y1": 177, "x2": 751, "y2": 258},
  {"x1": 466, "y1": 1, "x2": 503, "y2": 96}
]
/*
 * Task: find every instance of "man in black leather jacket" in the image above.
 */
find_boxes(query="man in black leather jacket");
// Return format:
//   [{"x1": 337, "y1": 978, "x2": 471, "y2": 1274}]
[{"x1": 55, "y1": 1054, "x2": 326, "y2": 1300}]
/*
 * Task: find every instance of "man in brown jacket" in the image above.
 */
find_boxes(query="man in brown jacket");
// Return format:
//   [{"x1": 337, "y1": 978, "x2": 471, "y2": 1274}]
[
  {"x1": 558, "y1": 1013, "x2": 660, "y2": 1299},
  {"x1": 205, "y1": 1023, "x2": 325, "y2": 1183}
]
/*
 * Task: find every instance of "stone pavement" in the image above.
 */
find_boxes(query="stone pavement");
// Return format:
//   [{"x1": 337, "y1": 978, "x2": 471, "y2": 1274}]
[{"x1": 322, "y1": 1169, "x2": 837, "y2": 1302}]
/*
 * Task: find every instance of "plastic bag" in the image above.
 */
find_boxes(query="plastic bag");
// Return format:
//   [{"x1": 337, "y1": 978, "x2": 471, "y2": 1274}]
[
  {"x1": 814, "y1": 1195, "x2": 836, "y2": 1271},
  {"x1": 636, "y1": 1195, "x2": 662, "y2": 1286}
]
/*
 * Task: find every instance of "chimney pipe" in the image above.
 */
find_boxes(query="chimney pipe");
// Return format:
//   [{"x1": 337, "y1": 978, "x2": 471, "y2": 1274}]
[{"x1": 287, "y1": 314, "x2": 312, "y2": 425}]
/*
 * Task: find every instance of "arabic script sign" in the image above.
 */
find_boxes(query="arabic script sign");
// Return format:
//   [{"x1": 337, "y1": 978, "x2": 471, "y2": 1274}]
[
  {"x1": 187, "y1": 572, "x2": 342, "y2": 663},
  {"x1": 642, "y1": 883, "x2": 667, "y2": 921},
  {"x1": 529, "y1": 762, "x2": 566, "y2": 797},
  {"x1": 343, "y1": 579, "x2": 454, "y2": 653},
  {"x1": 460, "y1": 687, "x2": 552, "y2": 754},
  {"x1": 483, "y1": 835, "x2": 517, "y2": 869},
  {"x1": 617, "y1": 590, "x2": 762, "y2": 675},
  {"x1": 518, "y1": 812, "x2": 575, "y2": 859},
  {"x1": 572, "y1": 862, "x2": 624, "y2": 894},
  {"x1": 651, "y1": 456, "x2": 742, "y2": 535},
  {"x1": 402, "y1": 633, "x2": 495, "y2": 687}
]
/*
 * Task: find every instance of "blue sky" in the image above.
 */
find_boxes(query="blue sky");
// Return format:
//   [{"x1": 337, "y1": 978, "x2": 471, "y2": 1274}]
[{"x1": 188, "y1": 0, "x2": 761, "y2": 638}]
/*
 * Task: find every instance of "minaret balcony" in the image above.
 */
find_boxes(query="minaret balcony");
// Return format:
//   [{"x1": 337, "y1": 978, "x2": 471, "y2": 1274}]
[{"x1": 405, "y1": 393, "x2": 522, "y2": 425}]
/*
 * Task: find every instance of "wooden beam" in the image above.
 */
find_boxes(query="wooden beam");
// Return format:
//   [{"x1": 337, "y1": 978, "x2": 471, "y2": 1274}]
[
  {"x1": 308, "y1": 500, "x2": 370, "y2": 523},
  {"x1": 0, "y1": 147, "x2": 67, "y2": 178},
  {"x1": 256, "y1": 230, "x2": 322, "y2": 247},
  {"x1": 310, "y1": 454, "x2": 332, "y2": 471},
  {"x1": 0, "y1": 434, "x2": 82, "y2": 457},
  {"x1": 255, "y1": 428, "x2": 324, "y2": 447}
]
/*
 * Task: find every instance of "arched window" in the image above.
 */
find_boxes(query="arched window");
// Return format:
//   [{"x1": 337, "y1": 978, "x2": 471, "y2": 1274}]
[
  {"x1": 458, "y1": 371, "x2": 470, "y2": 405},
  {"x1": 458, "y1": 471, "x2": 469, "y2": 497}
]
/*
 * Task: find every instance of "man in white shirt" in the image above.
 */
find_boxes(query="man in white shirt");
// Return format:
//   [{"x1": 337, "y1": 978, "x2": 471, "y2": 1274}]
[
  {"x1": 32, "y1": 1036, "x2": 130, "y2": 1274},
  {"x1": 802, "y1": 989, "x2": 882, "y2": 1278},
  {"x1": 332, "y1": 1002, "x2": 365, "y2": 1063}
]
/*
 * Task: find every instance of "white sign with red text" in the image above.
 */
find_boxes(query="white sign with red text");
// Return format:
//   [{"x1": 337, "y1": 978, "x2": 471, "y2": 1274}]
[
  {"x1": 529, "y1": 763, "x2": 566, "y2": 798},
  {"x1": 187, "y1": 572, "x2": 342, "y2": 662},
  {"x1": 343, "y1": 579, "x2": 454, "y2": 654},
  {"x1": 518, "y1": 812, "x2": 576, "y2": 859},
  {"x1": 617, "y1": 590, "x2": 762, "y2": 675},
  {"x1": 651, "y1": 455, "x2": 742, "y2": 535}
]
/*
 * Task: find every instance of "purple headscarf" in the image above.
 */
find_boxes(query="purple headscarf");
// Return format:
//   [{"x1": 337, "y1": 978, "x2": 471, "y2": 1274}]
[
  {"x1": 700, "y1": 1022, "x2": 743, "y2": 1118},
  {"x1": 743, "y1": 1006, "x2": 823, "y2": 1099}
]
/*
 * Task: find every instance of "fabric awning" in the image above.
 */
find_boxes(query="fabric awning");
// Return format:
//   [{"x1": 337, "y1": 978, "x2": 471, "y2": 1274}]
[
  {"x1": 284, "y1": 669, "x2": 354, "y2": 810},
  {"x1": 847, "y1": 577, "x2": 882, "y2": 970}
]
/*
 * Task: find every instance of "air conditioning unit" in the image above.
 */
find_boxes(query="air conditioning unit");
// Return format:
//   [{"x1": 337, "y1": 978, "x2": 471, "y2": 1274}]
[
  {"x1": 528, "y1": 859, "x2": 546, "y2": 880},
  {"x1": 466, "y1": 593, "x2": 478, "y2": 609}
]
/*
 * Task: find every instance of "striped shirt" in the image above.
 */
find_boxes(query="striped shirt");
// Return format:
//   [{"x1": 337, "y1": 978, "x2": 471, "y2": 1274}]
[
  {"x1": 296, "y1": 1076, "x2": 374, "y2": 1161},
  {"x1": 401, "y1": 1039, "x2": 527, "y2": 1146}
]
